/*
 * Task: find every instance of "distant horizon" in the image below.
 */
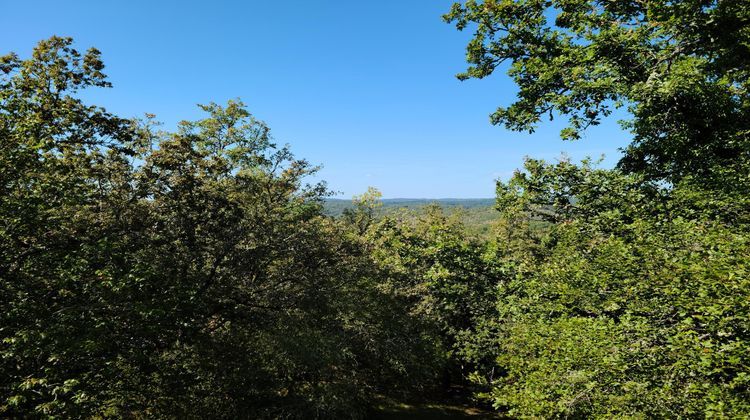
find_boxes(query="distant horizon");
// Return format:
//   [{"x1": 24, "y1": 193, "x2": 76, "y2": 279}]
[{"x1": 325, "y1": 196, "x2": 495, "y2": 201}]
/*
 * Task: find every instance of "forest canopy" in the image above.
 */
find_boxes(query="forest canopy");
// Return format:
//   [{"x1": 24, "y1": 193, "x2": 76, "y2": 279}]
[{"x1": 2, "y1": 0, "x2": 750, "y2": 417}]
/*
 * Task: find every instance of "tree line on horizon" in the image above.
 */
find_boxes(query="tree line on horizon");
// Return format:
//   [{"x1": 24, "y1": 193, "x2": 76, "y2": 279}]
[{"x1": 2, "y1": 1, "x2": 749, "y2": 418}]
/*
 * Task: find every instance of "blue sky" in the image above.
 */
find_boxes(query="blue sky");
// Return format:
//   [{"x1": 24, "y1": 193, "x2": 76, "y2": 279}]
[{"x1": 2, "y1": 0, "x2": 629, "y2": 198}]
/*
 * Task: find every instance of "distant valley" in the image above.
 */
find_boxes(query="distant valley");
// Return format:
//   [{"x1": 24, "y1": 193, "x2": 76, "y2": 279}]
[
  {"x1": 324, "y1": 198, "x2": 498, "y2": 237},
  {"x1": 323, "y1": 198, "x2": 495, "y2": 217}
]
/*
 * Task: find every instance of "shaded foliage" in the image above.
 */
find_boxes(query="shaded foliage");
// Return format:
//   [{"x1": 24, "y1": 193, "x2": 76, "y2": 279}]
[
  {"x1": 444, "y1": 1, "x2": 750, "y2": 417},
  {"x1": 0, "y1": 37, "x2": 442, "y2": 418},
  {"x1": 4, "y1": 2, "x2": 750, "y2": 416}
]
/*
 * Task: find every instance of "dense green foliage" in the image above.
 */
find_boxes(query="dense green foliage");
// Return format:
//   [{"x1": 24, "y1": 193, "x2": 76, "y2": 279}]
[
  {"x1": 470, "y1": 161, "x2": 750, "y2": 417},
  {"x1": 0, "y1": 38, "x2": 443, "y2": 418},
  {"x1": 440, "y1": 0, "x2": 750, "y2": 417},
  {"x1": 3, "y1": 1, "x2": 750, "y2": 416}
]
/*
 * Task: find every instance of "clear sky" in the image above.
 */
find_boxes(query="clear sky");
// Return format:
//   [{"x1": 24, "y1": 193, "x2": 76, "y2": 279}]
[{"x1": 2, "y1": 0, "x2": 630, "y2": 198}]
